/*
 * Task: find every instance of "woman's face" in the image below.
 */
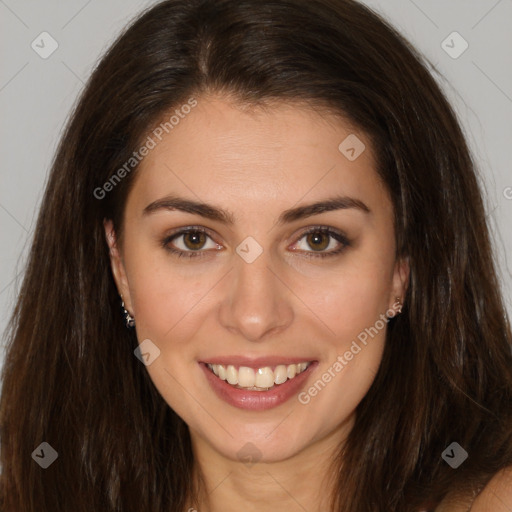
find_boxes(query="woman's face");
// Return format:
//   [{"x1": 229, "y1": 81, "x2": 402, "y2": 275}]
[{"x1": 106, "y1": 95, "x2": 408, "y2": 463}]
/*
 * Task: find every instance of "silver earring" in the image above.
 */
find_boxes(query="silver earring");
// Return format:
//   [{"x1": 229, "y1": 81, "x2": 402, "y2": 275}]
[{"x1": 121, "y1": 300, "x2": 135, "y2": 328}]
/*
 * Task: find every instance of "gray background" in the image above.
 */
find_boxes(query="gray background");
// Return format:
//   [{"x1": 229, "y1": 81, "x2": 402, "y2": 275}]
[{"x1": 1, "y1": 0, "x2": 511, "y2": 378}]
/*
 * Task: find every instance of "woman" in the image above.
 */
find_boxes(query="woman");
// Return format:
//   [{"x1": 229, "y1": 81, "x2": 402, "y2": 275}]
[{"x1": 1, "y1": 0, "x2": 511, "y2": 510}]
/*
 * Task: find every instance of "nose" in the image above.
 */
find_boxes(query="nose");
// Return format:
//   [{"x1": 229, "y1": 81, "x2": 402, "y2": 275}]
[{"x1": 218, "y1": 249, "x2": 294, "y2": 342}]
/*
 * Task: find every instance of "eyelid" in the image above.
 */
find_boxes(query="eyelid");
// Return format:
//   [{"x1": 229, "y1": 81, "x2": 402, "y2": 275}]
[
  {"x1": 164, "y1": 225, "x2": 217, "y2": 241},
  {"x1": 161, "y1": 224, "x2": 350, "y2": 259},
  {"x1": 161, "y1": 226, "x2": 221, "y2": 257},
  {"x1": 289, "y1": 225, "x2": 350, "y2": 257}
]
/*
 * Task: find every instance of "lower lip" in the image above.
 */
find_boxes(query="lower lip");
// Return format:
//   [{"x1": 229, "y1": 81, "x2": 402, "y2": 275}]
[{"x1": 199, "y1": 361, "x2": 318, "y2": 411}]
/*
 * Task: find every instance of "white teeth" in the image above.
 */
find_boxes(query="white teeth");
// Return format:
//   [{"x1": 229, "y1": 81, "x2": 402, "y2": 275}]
[
  {"x1": 297, "y1": 362, "x2": 308, "y2": 372},
  {"x1": 287, "y1": 364, "x2": 296, "y2": 379},
  {"x1": 238, "y1": 366, "x2": 255, "y2": 387},
  {"x1": 226, "y1": 365, "x2": 238, "y2": 385},
  {"x1": 274, "y1": 365, "x2": 288, "y2": 385},
  {"x1": 206, "y1": 361, "x2": 312, "y2": 391},
  {"x1": 255, "y1": 367, "x2": 274, "y2": 388}
]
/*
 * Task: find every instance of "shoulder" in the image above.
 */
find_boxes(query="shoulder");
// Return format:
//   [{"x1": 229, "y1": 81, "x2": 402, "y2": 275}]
[
  {"x1": 435, "y1": 467, "x2": 512, "y2": 512},
  {"x1": 470, "y1": 466, "x2": 512, "y2": 511}
]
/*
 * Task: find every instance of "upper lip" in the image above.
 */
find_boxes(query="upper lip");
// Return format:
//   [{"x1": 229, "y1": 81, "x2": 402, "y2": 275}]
[{"x1": 200, "y1": 356, "x2": 317, "y2": 368}]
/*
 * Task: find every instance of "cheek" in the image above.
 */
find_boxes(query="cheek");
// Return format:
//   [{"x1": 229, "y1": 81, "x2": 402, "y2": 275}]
[
  {"x1": 298, "y1": 279, "x2": 390, "y2": 432},
  {"x1": 302, "y1": 338, "x2": 386, "y2": 437},
  {"x1": 122, "y1": 244, "x2": 206, "y2": 340},
  {"x1": 129, "y1": 268, "x2": 214, "y2": 345},
  {"x1": 125, "y1": 230, "x2": 394, "y2": 349},
  {"x1": 310, "y1": 256, "x2": 394, "y2": 349}
]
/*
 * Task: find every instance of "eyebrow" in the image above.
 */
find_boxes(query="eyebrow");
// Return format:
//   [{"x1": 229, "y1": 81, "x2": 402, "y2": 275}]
[{"x1": 142, "y1": 194, "x2": 370, "y2": 225}]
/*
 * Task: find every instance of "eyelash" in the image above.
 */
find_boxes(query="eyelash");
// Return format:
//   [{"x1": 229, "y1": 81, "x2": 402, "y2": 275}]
[{"x1": 161, "y1": 225, "x2": 351, "y2": 260}]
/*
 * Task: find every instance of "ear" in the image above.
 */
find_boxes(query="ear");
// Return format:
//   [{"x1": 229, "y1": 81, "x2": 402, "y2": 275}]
[
  {"x1": 390, "y1": 256, "x2": 410, "y2": 310},
  {"x1": 104, "y1": 219, "x2": 134, "y2": 314}
]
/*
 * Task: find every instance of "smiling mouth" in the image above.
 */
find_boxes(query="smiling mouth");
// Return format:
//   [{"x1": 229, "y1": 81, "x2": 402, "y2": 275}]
[{"x1": 206, "y1": 362, "x2": 313, "y2": 391}]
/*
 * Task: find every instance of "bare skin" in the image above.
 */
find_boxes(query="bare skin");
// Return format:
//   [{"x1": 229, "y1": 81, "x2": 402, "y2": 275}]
[
  {"x1": 106, "y1": 93, "x2": 412, "y2": 511},
  {"x1": 436, "y1": 467, "x2": 512, "y2": 511}
]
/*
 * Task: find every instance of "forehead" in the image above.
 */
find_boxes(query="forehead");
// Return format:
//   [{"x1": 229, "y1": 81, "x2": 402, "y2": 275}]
[{"x1": 126, "y1": 95, "x2": 390, "y2": 219}]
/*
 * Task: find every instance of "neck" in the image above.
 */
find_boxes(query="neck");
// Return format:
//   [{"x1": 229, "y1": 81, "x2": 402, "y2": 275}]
[{"x1": 186, "y1": 422, "x2": 351, "y2": 512}]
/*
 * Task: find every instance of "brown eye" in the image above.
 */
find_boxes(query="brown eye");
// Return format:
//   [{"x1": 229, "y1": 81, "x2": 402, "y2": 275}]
[
  {"x1": 292, "y1": 226, "x2": 351, "y2": 259},
  {"x1": 305, "y1": 232, "x2": 330, "y2": 251},
  {"x1": 162, "y1": 227, "x2": 221, "y2": 259},
  {"x1": 182, "y1": 231, "x2": 207, "y2": 250}
]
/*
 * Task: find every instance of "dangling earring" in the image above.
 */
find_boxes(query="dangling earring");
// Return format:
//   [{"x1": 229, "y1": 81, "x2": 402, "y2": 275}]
[
  {"x1": 121, "y1": 299, "x2": 135, "y2": 328},
  {"x1": 395, "y1": 297, "x2": 403, "y2": 314}
]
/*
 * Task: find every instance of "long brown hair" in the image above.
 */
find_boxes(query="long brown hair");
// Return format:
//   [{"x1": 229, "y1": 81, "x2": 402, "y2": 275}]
[{"x1": 1, "y1": 0, "x2": 511, "y2": 510}]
